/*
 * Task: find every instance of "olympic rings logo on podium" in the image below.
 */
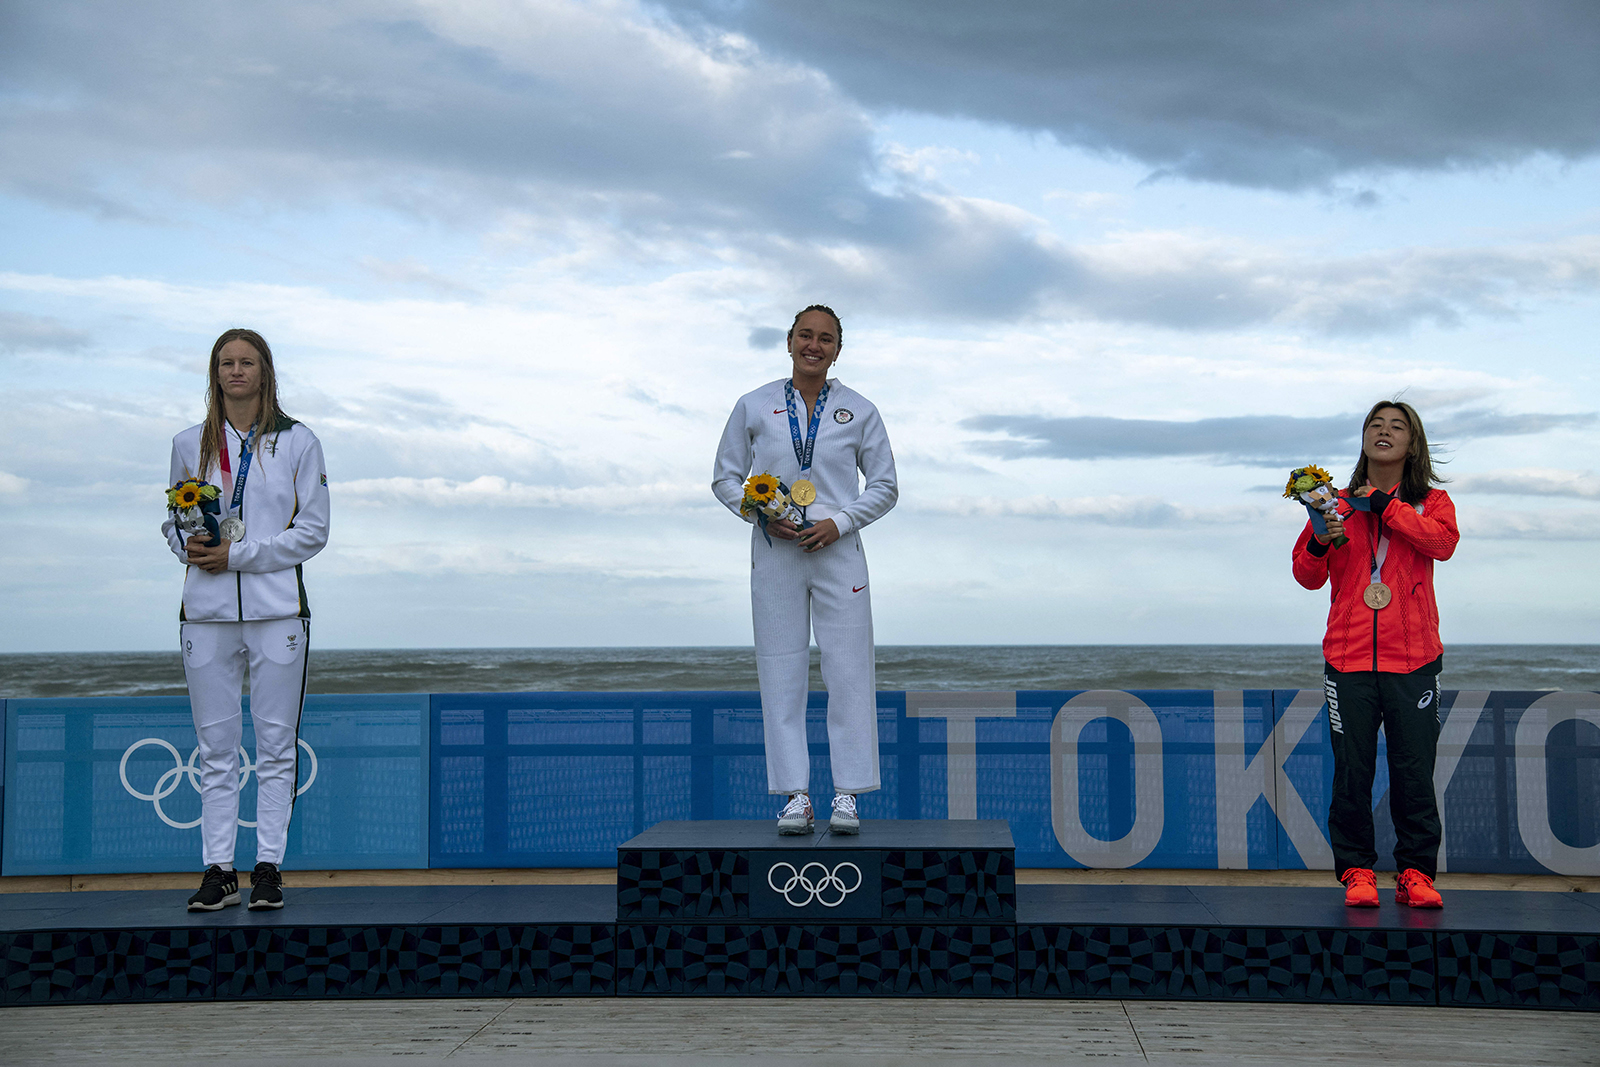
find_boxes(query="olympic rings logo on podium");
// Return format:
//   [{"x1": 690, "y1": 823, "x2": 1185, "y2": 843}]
[
  {"x1": 766, "y1": 860, "x2": 863, "y2": 907},
  {"x1": 118, "y1": 737, "x2": 318, "y2": 830}
]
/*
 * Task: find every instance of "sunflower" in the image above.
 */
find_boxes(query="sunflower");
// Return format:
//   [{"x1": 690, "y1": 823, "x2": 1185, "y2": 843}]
[
  {"x1": 744, "y1": 473, "x2": 779, "y2": 504},
  {"x1": 172, "y1": 480, "x2": 205, "y2": 508},
  {"x1": 1283, "y1": 464, "x2": 1334, "y2": 497}
]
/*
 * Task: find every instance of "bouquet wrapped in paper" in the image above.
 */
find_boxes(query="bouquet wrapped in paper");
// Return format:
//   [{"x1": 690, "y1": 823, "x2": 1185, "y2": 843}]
[
  {"x1": 1284, "y1": 464, "x2": 1348, "y2": 548},
  {"x1": 740, "y1": 471, "x2": 814, "y2": 546},
  {"x1": 166, "y1": 478, "x2": 223, "y2": 548}
]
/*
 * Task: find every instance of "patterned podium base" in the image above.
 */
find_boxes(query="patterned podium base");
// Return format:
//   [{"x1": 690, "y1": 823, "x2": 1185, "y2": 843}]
[{"x1": 2, "y1": 824, "x2": 1597, "y2": 1008}]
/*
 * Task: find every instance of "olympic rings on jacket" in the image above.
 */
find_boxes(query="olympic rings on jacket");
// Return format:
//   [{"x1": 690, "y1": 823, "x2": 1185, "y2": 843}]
[
  {"x1": 118, "y1": 736, "x2": 318, "y2": 830},
  {"x1": 766, "y1": 860, "x2": 863, "y2": 907}
]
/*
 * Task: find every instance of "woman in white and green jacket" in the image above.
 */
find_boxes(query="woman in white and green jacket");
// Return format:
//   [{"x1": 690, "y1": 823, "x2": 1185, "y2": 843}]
[{"x1": 161, "y1": 328, "x2": 330, "y2": 912}]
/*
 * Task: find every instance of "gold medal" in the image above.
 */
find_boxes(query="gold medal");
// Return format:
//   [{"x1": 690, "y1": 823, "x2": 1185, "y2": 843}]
[
  {"x1": 790, "y1": 479, "x2": 817, "y2": 507},
  {"x1": 1363, "y1": 582, "x2": 1392, "y2": 610}
]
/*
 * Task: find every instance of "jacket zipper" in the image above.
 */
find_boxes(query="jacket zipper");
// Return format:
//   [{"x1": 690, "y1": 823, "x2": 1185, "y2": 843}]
[
  {"x1": 1369, "y1": 511, "x2": 1382, "y2": 671},
  {"x1": 235, "y1": 433, "x2": 245, "y2": 622}
]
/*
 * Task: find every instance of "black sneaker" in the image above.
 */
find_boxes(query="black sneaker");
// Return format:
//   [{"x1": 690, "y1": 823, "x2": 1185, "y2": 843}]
[
  {"x1": 249, "y1": 862, "x2": 284, "y2": 910},
  {"x1": 187, "y1": 865, "x2": 240, "y2": 911}
]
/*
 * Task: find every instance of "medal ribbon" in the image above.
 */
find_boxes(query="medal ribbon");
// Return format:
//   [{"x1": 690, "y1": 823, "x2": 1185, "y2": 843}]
[
  {"x1": 782, "y1": 380, "x2": 830, "y2": 480},
  {"x1": 1346, "y1": 492, "x2": 1424, "y2": 585},
  {"x1": 1369, "y1": 521, "x2": 1389, "y2": 586},
  {"x1": 219, "y1": 423, "x2": 257, "y2": 518}
]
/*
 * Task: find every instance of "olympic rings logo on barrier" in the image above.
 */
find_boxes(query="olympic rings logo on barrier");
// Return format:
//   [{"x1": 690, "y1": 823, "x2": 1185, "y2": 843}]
[
  {"x1": 766, "y1": 861, "x2": 863, "y2": 907},
  {"x1": 118, "y1": 737, "x2": 318, "y2": 830}
]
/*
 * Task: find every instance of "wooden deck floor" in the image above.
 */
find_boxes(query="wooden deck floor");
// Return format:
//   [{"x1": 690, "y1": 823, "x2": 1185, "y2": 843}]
[{"x1": 2, "y1": 997, "x2": 1596, "y2": 1066}]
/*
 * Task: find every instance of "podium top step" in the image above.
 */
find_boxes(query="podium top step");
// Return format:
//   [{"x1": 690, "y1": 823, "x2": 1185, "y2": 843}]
[{"x1": 619, "y1": 819, "x2": 1014, "y2": 851}]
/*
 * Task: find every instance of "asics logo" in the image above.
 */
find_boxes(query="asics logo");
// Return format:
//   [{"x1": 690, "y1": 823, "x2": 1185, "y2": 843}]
[
  {"x1": 119, "y1": 737, "x2": 318, "y2": 829},
  {"x1": 767, "y1": 861, "x2": 863, "y2": 908},
  {"x1": 1417, "y1": 690, "x2": 1433, "y2": 709}
]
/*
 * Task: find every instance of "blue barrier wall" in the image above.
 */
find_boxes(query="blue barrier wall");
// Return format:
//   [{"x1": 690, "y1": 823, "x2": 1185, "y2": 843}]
[
  {"x1": 3, "y1": 695, "x2": 429, "y2": 876},
  {"x1": 4, "y1": 689, "x2": 1596, "y2": 876}
]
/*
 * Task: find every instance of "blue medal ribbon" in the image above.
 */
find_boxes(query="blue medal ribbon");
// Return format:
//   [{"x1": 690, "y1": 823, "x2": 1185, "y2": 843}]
[
  {"x1": 783, "y1": 379, "x2": 830, "y2": 481},
  {"x1": 227, "y1": 424, "x2": 257, "y2": 517}
]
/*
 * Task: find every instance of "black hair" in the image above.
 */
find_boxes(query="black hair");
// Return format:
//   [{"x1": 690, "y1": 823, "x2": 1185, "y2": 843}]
[
  {"x1": 1347, "y1": 399, "x2": 1446, "y2": 505},
  {"x1": 786, "y1": 304, "x2": 842, "y2": 350}
]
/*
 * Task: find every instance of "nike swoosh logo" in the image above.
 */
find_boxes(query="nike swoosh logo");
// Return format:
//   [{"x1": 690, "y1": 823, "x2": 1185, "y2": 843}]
[
  {"x1": 853, "y1": 585, "x2": 867, "y2": 593},
  {"x1": 773, "y1": 408, "x2": 785, "y2": 413}
]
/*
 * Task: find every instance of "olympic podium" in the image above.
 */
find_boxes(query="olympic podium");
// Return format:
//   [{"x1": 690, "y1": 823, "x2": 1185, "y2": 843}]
[
  {"x1": 614, "y1": 820, "x2": 1017, "y2": 994},
  {"x1": 2, "y1": 821, "x2": 1597, "y2": 1008}
]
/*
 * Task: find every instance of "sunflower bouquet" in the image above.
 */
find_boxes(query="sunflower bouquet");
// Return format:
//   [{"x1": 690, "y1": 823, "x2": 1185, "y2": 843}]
[
  {"x1": 740, "y1": 471, "x2": 812, "y2": 546},
  {"x1": 166, "y1": 478, "x2": 223, "y2": 547},
  {"x1": 1283, "y1": 464, "x2": 1348, "y2": 548}
]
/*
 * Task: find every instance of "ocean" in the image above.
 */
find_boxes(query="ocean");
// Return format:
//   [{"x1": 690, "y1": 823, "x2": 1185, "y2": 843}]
[{"x1": 1, "y1": 645, "x2": 1595, "y2": 699}]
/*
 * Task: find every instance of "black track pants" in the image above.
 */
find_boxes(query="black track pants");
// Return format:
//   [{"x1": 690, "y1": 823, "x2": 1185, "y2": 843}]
[{"x1": 1324, "y1": 662, "x2": 1442, "y2": 879}]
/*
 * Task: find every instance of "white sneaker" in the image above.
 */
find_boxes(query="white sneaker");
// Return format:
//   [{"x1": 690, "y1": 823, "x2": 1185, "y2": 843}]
[
  {"x1": 777, "y1": 792, "x2": 814, "y2": 835},
  {"x1": 830, "y1": 792, "x2": 860, "y2": 834}
]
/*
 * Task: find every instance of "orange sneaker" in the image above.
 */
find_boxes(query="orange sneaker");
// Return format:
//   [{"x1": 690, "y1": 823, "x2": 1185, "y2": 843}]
[
  {"x1": 1395, "y1": 869, "x2": 1443, "y2": 908},
  {"x1": 1341, "y1": 867, "x2": 1380, "y2": 907}
]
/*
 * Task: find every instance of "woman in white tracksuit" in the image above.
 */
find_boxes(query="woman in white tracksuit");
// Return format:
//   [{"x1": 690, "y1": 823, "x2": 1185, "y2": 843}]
[
  {"x1": 161, "y1": 328, "x2": 330, "y2": 911},
  {"x1": 713, "y1": 304, "x2": 898, "y2": 835}
]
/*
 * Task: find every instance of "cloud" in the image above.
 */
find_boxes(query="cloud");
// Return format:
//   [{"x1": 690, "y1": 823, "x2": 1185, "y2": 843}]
[
  {"x1": 622, "y1": 386, "x2": 693, "y2": 418},
  {"x1": 909, "y1": 493, "x2": 1263, "y2": 528},
  {"x1": 664, "y1": 0, "x2": 1600, "y2": 190},
  {"x1": 1458, "y1": 508, "x2": 1600, "y2": 541},
  {"x1": 7, "y1": 4, "x2": 1600, "y2": 332},
  {"x1": 1453, "y1": 468, "x2": 1600, "y2": 499},
  {"x1": 0, "y1": 0, "x2": 875, "y2": 239},
  {"x1": 359, "y1": 258, "x2": 478, "y2": 297},
  {"x1": 1432, "y1": 409, "x2": 1598, "y2": 439},
  {"x1": 747, "y1": 327, "x2": 784, "y2": 349},
  {"x1": 0, "y1": 471, "x2": 28, "y2": 496},
  {"x1": 338, "y1": 475, "x2": 707, "y2": 511},
  {"x1": 964, "y1": 409, "x2": 1598, "y2": 467},
  {"x1": 1055, "y1": 232, "x2": 1600, "y2": 335},
  {"x1": 0, "y1": 311, "x2": 91, "y2": 353}
]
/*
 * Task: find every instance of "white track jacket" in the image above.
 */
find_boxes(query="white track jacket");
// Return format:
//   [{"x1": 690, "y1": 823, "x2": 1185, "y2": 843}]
[
  {"x1": 162, "y1": 419, "x2": 330, "y2": 622},
  {"x1": 713, "y1": 378, "x2": 897, "y2": 535}
]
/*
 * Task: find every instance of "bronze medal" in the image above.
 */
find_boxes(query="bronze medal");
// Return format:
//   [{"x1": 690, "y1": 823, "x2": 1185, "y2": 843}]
[
  {"x1": 790, "y1": 479, "x2": 817, "y2": 507},
  {"x1": 1363, "y1": 582, "x2": 1392, "y2": 610}
]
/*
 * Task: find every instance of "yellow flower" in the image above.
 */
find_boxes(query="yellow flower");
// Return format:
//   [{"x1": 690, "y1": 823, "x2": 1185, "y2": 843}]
[
  {"x1": 1285, "y1": 464, "x2": 1336, "y2": 497},
  {"x1": 173, "y1": 481, "x2": 204, "y2": 508},
  {"x1": 744, "y1": 473, "x2": 779, "y2": 504}
]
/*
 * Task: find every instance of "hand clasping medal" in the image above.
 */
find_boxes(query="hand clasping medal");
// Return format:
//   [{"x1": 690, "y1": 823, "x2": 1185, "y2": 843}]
[
  {"x1": 1363, "y1": 582, "x2": 1392, "y2": 610},
  {"x1": 789, "y1": 479, "x2": 817, "y2": 507}
]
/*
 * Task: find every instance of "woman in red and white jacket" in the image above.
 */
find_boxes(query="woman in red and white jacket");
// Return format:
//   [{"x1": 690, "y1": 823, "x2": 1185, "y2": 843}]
[{"x1": 1292, "y1": 401, "x2": 1458, "y2": 909}]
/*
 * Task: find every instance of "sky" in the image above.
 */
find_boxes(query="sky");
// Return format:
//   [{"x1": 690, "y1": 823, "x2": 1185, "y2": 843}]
[{"x1": 2, "y1": 0, "x2": 1598, "y2": 652}]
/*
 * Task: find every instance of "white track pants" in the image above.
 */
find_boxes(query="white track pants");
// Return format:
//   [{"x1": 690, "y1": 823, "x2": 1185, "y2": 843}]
[
  {"x1": 180, "y1": 618, "x2": 309, "y2": 867},
  {"x1": 752, "y1": 527, "x2": 879, "y2": 795}
]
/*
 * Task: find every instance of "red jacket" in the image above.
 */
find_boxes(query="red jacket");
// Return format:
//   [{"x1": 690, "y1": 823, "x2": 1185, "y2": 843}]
[{"x1": 1292, "y1": 487, "x2": 1458, "y2": 673}]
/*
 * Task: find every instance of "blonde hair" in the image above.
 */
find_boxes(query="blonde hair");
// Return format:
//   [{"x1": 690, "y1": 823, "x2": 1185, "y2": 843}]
[{"x1": 197, "y1": 328, "x2": 291, "y2": 477}]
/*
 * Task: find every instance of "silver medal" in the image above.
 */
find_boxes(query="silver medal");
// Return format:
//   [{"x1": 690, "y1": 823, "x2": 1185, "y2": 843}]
[{"x1": 219, "y1": 516, "x2": 246, "y2": 542}]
